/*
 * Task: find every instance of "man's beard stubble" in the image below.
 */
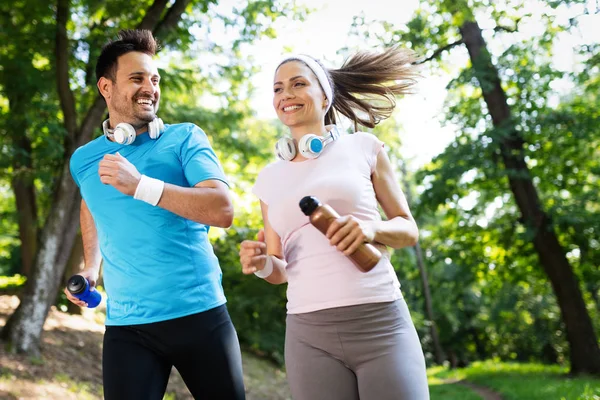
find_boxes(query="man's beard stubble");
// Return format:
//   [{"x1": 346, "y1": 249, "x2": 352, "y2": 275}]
[{"x1": 112, "y1": 96, "x2": 158, "y2": 129}]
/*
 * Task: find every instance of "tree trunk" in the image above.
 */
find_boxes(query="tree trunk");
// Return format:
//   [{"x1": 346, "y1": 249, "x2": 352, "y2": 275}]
[
  {"x1": 10, "y1": 138, "x2": 38, "y2": 278},
  {"x1": 414, "y1": 242, "x2": 445, "y2": 365},
  {"x1": 6, "y1": 90, "x2": 38, "y2": 278},
  {"x1": 1, "y1": 162, "x2": 81, "y2": 355},
  {"x1": 1, "y1": 0, "x2": 190, "y2": 356},
  {"x1": 459, "y1": 19, "x2": 600, "y2": 375},
  {"x1": 400, "y1": 163, "x2": 445, "y2": 365}
]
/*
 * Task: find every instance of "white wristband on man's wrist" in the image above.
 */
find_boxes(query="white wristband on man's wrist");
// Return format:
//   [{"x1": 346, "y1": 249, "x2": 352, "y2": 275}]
[
  {"x1": 134, "y1": 175, "x2": 164, "y2": 206},
  {"x1": 254, "y1": 255, "x2": 274, "y2": 279}
]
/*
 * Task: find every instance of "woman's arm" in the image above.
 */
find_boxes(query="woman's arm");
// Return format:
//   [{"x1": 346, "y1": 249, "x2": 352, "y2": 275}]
[
  {"x1": 239, "y1": 201, "x2": 288, "y2": 284},
  {"x1": 327, "y1": 148, "x2": 418, "y2": 254}
]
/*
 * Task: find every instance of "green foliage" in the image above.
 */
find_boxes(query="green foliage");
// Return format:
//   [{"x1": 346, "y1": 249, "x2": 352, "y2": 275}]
[
  {"x1": 0, "y1": 274, "x2": 26, "y2": 294},
  {"x1": 0, "y1": 183, "x2": 19, "y2": 276},
  {"x1": 213, "y1": 228, "x2": 288, "y2": 365},
  {"x1": 350, "y1": 0, "x2": 600, "y2": 368}
]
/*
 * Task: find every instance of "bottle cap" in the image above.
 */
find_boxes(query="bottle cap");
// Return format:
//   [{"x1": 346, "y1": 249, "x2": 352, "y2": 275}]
[
  {"x1": 67, "y1": 275, "x2": 86, "y2": 295},
  {"x1": 299, "y1": 196, "x2": 321, "y2": 216}
]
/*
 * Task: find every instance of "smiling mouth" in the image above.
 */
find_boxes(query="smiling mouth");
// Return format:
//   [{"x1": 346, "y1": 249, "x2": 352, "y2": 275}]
[
  {"x1": 282, "y1": 105, "x2": 302, "y2": 113},
  {"x1": 136, "y1": 98, "x2": 155, "y2": 108}
]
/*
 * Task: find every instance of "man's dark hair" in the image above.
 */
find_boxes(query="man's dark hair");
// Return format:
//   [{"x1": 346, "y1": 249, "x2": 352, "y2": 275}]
[{"x1": 95, "y1": 29, "x2": 159, "y2": 83}]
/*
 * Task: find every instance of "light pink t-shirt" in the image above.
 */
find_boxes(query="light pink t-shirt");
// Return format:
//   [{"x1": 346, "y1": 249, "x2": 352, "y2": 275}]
[{"x1": 252, "y1": 131, "x2": 402, "y2": 314}]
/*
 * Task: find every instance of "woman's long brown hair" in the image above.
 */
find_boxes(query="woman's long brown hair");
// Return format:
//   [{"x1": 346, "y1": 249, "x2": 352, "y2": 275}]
[{"x1": 324, "y1": 47, "x2": 419, "y2": 130}]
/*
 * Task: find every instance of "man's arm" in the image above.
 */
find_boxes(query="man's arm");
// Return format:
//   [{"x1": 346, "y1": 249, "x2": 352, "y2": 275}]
[
  {"x1": 80, "y1": 199, "x2": 102, "y2": 275},
  {"x1": 64, "y1": 199, "x2": 102, "y2": 307},
  {"x1": 158, "y1": 179, "x2": 233, "y2": 228},
  {"x1": 98, "y1": 153, "x2": 233, "y2": 227}
]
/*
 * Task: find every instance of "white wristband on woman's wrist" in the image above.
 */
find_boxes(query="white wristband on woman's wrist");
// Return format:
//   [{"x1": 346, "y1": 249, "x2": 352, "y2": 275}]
[
  {"x1": 134, "y1": 175, "x2": 164, "y2": 206},
  {"x1": 254, "y1": 255, "x2": 274, "y2": 279}
]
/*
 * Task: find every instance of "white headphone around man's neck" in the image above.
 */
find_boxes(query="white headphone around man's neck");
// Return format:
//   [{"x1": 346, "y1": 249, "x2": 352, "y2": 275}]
[
  {"x1": 102, "y1": 118, "x2": 165, "y2": 145},
  {"x1": 275, "y1": 126, "x2": 341, "y2": 161}
]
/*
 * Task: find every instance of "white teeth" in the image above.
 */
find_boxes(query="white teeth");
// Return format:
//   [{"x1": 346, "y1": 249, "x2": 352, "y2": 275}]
[
  {"x1": 283, "y1": 105, "x2": 302, "y2": 112},
  {"x1": 137, "y1": 99, "x2": 153, "y2": 105}
]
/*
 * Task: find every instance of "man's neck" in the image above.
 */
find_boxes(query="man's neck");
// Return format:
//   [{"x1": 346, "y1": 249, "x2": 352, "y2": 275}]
[{"x1": 107, "y1": 118, "x2": 148, "y2": 135}]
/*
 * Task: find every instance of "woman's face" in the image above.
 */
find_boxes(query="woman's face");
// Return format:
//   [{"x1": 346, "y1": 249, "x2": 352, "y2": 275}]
[{"x1": 272, "y1": 61, "x2": 327, "y2": 128}]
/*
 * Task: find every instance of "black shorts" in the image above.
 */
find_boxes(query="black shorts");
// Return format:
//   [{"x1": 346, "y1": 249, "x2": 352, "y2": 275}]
[{"x1": 102, "y1": 304, "x2": 245, "y2": 399}]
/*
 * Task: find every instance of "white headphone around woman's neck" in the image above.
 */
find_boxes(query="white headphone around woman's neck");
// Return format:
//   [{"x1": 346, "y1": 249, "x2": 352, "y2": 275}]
[
  {"x1": 275, "y1": 126, "x2": 341, "y2": 161},
  {"x1": 102, "y1": 118, "x2": 165, "y2": 145}
]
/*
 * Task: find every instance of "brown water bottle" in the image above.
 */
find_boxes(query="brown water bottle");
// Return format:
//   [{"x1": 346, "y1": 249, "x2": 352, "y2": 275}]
[{"x1": 299, "y1": 196, "x2": 382, "y2": 272}]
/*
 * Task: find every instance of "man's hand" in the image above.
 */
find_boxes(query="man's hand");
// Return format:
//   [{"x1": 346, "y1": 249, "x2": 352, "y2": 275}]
[
  {"x1": 98, "y1": 152, "x2": 141, "y2": 196},
  {"x1": 63, "y1": 267, "x2": 99, "y2": 308}
]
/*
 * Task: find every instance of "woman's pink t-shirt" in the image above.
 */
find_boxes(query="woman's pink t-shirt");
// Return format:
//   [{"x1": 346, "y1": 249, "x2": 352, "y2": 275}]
[{"x1": 252, "y1": 131, "x2": 402, "y2": 314}]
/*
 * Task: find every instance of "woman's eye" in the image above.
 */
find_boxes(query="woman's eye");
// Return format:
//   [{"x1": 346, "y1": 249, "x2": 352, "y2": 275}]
[
  {"x1": 294, "y1": 82, "x2": 305, "y2": 87},
  {"x1": 274, "y1": 87, "x2": 282, "y2": 93}
]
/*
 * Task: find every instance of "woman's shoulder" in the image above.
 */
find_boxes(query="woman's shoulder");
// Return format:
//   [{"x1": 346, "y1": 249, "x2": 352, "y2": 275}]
[{"x1": 339, "y1": 130, "x2": 384, "y2": 147}]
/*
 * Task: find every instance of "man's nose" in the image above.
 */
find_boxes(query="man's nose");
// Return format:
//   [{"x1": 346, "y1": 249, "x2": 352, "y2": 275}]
[{"x1": 141, "y1": 78, "x2": 157, "y2": 94}]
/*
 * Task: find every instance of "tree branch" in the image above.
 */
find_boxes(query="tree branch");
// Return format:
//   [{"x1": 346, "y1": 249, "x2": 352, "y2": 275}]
[
  {"x1": 75, "y1": 96, "x2": 107, "y2": 150},
  {"x1": 154, "y1": 0, "x2": 193, "y2": 39},
  {"x1": 494, "y1": 25, "x2": 518, "y2": 33},
  {"x1": 414, "y1": 39, "x2": 464, "y2": 65},
  {"x1": 56, "y1": 0, "x2": 77, "y2": 140},
  {"x1": 137, "y1": 0, "x2": 170, "y2": 30}
]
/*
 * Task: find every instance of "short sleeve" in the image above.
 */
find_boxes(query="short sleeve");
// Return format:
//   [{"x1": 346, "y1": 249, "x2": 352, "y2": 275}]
[
  {"x1": 251, "y1": 167, "x2": 271, "y2": 205},
  {"x1": 180, "y1": 125, "x2": 229, "y2": 187},
  {"x1": 69, "y1": 150, "x2": 81, "y2": 188},
  {"x1": 356, "y1": 132, "x2": 385, "y2": 173}
]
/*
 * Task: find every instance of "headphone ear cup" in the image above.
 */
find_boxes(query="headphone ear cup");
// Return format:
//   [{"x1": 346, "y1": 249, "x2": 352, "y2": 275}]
[
  {"x1": 113, "y1": 123, "x2": 136, "y2": 145},
  {"x1": 148, "y1": 118, "x2": 165, "y2": 139},
  {"x1": 275, "y1": 137, "x2": 296, "y2": 161},
  {"x1": 298, "y1": 134, "x2": 323, "y2": 159}
]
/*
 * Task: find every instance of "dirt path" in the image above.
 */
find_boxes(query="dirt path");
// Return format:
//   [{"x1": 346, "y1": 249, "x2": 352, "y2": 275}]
[
  {"x1": 441, "y1": 377, "x2": 503, "y2": 400},
  {"x1": 458, "y1": 380, "x2": 503, "y2": 400},
  {"x1": 0, "y1": 295, "x2": 291, "y2": 400}
]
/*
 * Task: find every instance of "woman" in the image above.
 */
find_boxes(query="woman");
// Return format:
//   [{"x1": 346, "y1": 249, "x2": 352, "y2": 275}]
[{"x1": 239, "y1": 48, "x2": 429, "y2": 400}]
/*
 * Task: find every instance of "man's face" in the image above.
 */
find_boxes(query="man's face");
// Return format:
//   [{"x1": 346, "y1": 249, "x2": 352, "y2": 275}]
[{"x1": 100, "y1": 51, "x2": 161, "y2": 129}]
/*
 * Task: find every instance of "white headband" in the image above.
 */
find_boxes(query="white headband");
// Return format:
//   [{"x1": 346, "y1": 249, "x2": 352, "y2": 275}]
[{"x1": 278, "y1": 54, "x2": 333, "y2": 113}]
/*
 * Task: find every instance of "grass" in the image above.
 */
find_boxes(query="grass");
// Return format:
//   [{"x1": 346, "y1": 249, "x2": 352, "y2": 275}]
[
  {"x1": 429, "y1": 382, "x2": 483, "y2": 399},
  {"x1": 427, "y1": 366, "x2": 482, "y2": 399},
  {"x1": 429, "y1": 361, "x2": 600, "y2": 400},
  {"x1": 0, "y1": 275, "x2": 26, "y2": 294}
]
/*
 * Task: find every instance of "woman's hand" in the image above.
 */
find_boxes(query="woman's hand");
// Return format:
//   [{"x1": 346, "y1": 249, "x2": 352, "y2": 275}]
[
  {"x1": 239, "y1": 229, "x2": 269, "y2": 274},
  {"x1": 326, "y1": 216, "x2": 375, "y2": 256}
]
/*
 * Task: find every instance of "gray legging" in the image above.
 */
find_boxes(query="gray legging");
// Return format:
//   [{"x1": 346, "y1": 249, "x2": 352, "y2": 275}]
[{"x1": 285, "y1": 299, "x2": 430, "y2": 400}]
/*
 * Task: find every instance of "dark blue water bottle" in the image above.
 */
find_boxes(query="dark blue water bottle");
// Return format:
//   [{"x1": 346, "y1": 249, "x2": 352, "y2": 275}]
[{"x1": 67, "y1": 275, "x2": 101, "y2": 308}]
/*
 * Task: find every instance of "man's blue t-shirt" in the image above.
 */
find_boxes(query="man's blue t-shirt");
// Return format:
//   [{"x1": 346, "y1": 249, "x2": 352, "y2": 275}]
[{"x1": 70, "y1": 123, "x2": 228, "y2": 326}]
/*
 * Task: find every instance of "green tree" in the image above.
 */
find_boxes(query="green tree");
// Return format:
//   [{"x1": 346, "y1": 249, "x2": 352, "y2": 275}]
[
  {"x1": 352, "y1": 0, "x2": 600, "y2": 374},
  {"x1": 0, "y1": 0, "x2": 304, "y2": 356}
]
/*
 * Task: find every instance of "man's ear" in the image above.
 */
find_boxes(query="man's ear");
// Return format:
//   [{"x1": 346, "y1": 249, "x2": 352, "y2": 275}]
[{"x1": 97, "y1": 77, "x2": 112, "y2": 100}]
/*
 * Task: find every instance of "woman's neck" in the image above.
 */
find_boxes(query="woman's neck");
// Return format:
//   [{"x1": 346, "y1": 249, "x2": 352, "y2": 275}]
[{"x1": 288, "y1": 122, "x2": 327, "y2": 142}]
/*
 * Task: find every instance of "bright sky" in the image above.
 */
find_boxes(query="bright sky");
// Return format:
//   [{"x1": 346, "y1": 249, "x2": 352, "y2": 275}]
[{"x1": 218, "y1": 0, "x2": 599, "y2": 169}]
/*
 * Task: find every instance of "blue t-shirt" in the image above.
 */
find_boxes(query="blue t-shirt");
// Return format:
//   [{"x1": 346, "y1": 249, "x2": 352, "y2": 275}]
[{"x1": 70, "y1": 123, "x2": 228, "y2": 326}]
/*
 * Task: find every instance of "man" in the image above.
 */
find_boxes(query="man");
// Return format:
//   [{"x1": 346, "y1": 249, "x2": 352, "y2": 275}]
[{"x1": 66, "y1": 29, "x2": 246, "y2": 399}]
